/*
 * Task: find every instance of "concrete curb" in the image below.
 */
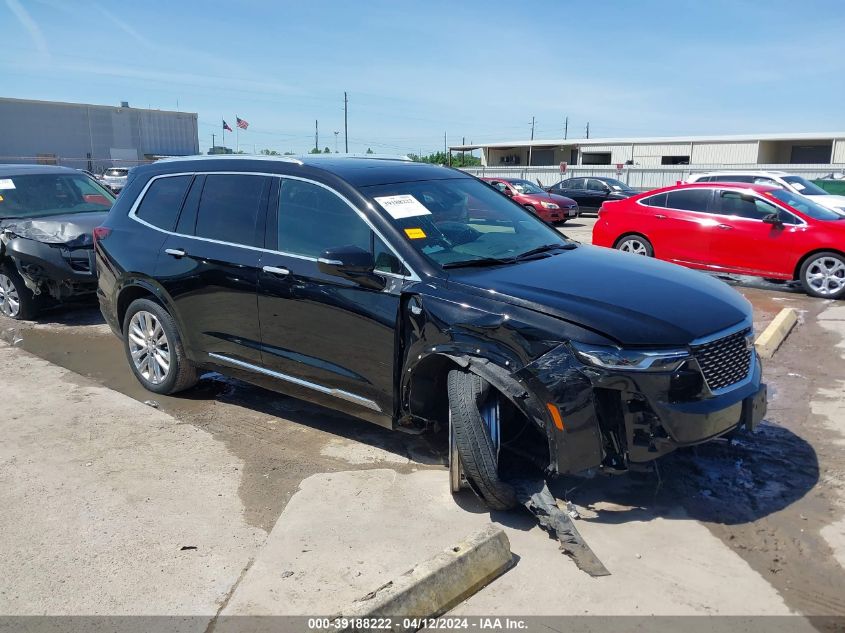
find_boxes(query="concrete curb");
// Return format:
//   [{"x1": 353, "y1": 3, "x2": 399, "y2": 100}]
[
  {"x1": 755, "y1": 308, "x2": 799, "y2": 359},
  {"x1": 329, "y1": 524, "x2": 512, "y2": 631}
]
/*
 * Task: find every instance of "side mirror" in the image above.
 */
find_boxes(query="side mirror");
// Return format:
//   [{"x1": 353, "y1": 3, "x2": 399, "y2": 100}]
[
  {"x1": 318, "y1": 245, "x2": 385, "y2": 289},
  {"x1": 501, "y1": 188, "x2": 514, "y2": 197},
  {"x1": 762, "y1": 213, "x2": 783, "y2": 226}
]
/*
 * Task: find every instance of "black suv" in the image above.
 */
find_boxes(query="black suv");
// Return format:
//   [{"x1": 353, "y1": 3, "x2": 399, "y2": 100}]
[{"x1": 96, "y1": 156, "x2": 766, "y2": 509}]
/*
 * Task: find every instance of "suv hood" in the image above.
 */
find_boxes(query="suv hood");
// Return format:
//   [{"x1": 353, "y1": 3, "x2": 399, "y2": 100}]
[
  {"x1": 446, "y1": 245, "x2": 750, "y2": 346},
  {"x1": 0, "y1": 211, "x2": 109, "y2": 247}
]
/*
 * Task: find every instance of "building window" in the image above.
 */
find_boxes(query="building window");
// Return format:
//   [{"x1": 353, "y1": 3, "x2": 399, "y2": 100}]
[
  {"x1": 661, "y1": 155, "x2": 690, "y2": 165},
  {"x1": 581, "y1": 152, "x2": 611, "y2": 165}
]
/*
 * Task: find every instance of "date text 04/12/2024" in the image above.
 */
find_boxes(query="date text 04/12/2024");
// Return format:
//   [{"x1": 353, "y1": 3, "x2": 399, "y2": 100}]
[{"x1": 306, "y1": 617, "x2": 528, "y2": 630}]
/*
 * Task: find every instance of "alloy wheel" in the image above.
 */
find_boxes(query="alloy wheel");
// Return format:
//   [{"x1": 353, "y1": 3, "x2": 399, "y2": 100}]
[
  {"x1": 805, "y1": 256, "x2": 845, "y2": 296},
  {"x1": 619, "y1": 239, "x2": 649, "y2": 256},
  {"x1": 127, "y1": 310, "x2": 171, "y2": 385},
  {"x1": 0, "y1": 273, "x2": 20, "y2": 318}
]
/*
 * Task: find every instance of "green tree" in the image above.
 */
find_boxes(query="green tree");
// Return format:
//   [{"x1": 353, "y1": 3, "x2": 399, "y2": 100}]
[
  {"x1": 366, "y1": 148, "x2": 374, "y2": 154},
  {"x1": 260, "y1": 149, "x2": 279, "y2": 155},
  {"x1": 309, "y1": 147, "x2": 322, "y2": 154},
  {"x1": 324, "y1": 146, "x2": 332, "y2": 154}
]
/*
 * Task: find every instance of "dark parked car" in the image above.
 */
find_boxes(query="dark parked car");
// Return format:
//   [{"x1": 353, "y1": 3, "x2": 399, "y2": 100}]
[
  {"x1": 0, "y1": 165, "x2": 115, "y2": 319},
  {"x1": 96, "y1": 156, "x2": 766, "y2": 509},
  {"x1": 546, "y1": 176, "x2": 638, "y2": 213}
]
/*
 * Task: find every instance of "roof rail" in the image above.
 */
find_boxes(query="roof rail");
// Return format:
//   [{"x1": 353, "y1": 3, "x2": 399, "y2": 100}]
[
  {"x1": 156, "y1": 154, "x2": 304, "y2": 165},
  {"x1": 298, "y1": 153, "x2": 413, "y2": 162}
]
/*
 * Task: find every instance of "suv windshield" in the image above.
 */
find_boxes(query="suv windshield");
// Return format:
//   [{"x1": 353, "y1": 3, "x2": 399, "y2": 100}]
[
  {"x1": 508, "y1": 179, "x2": 544, "y2": 195},
  {"x1": 781, "y1": 176, "x2": 829, "y2": 196},
  {"x1": 363, "y1": 178, "x2": 570, "y2": 268},
  {"x1": 0, "y1": 173, "x2": 115, "y2": 219},
  {"x1": 769, "y1": 189, "x2": 841, "y2": 221}
]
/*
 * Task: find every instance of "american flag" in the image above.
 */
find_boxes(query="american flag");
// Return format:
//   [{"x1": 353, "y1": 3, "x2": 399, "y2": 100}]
[
  {"x1": 236, "y1": 116, "x2": 249, "y2": 130},
  {"x1": 222, "y1": 119, "x2": 232, "y2": 132}
]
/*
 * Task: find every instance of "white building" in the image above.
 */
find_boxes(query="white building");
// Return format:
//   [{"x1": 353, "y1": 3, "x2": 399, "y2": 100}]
[{"x1": 452, "y1": 132, "x2": 845, "y2": 168}]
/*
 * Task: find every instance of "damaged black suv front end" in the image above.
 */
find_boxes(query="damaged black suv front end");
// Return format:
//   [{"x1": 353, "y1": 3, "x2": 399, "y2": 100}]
[
  {"x1": 516, "y1": 318, "x2": 766, "y2": 476},
  {"x1": 0, "y1": 166, "x2": 114, "y2": 319}
]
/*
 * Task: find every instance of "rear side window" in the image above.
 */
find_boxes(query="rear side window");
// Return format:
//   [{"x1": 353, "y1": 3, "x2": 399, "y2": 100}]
[
  {"x1": 666, "y1": 189, "x2": 713, "y2": 212},
  {"x1": 135, "y1": 175, "x2": 192, "y2": 230},
  {"x1": 195, "y1": 174, "x2": 267, "y2": 246},
  {"x1": 642, "y1": 192, "x2": 667, "y2": 207},
  {"x1": 277, "y1": 179, "x2": 371, "y2": 257}
]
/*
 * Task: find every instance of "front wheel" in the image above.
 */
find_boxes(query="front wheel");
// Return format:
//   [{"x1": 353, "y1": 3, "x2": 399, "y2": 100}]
[
  {"x1": 447, "y1": 370, "x2": 517, "y2": 510},
  {"x1": 800, "y1": 252, "x2": 845, "y2": 299},
  {"x1": 0, "y1": 266, "x2": 41, "y2": 320},
  {"x1": 615, "y1": 235, "x2": 654, "y2": 257}
]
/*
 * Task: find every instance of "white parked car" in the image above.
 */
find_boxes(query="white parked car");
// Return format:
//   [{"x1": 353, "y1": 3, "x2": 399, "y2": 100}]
[
  {"x1": 686, "y1": 170, "x2": 845, "y2": 216},
  {"x1": 100, "y1": 167, "x2": 130, "y2": 192}
]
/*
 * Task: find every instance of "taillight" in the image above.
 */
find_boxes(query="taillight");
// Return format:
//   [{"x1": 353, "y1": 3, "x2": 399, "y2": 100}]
[{"x1": 93, "y1": 226, "x2": 112, "y2": 244}]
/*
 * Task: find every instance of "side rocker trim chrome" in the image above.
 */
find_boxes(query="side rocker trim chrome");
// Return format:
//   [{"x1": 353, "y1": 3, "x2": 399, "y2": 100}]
[{"x1": 207, "y1": 352, "x2": 382, "y2": 413}]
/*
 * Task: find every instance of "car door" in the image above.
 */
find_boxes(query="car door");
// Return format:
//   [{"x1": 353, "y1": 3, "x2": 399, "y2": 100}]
[
  {"x1": 256, "y1": 177, "x2": 405, "y2": 425},
  {"x1": 581, "y1": 179, "x2": 613, "y2": 211},
  {"x1": 156, "y1": 172, "x2": 270, "y2": 365},
  {"x1": 707, "y1": 189, "x2": 799, "y2": 276},
  {"x1": 640, "y1": 188, "x2": 717, "y2": 265},
  {"x1": 555, "y1": 178, "x2": 587, "y2": 206}
]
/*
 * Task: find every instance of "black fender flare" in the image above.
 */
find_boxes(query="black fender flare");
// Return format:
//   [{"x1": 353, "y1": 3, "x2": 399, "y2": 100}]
[{"x1": 114, "y1": 276, "x2": 188, "y2": 339}]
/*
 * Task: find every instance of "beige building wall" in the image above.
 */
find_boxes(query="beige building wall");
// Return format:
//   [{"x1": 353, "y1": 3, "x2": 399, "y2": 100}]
[{"x1": 832, "y1": 139, "x2": 845, "y2": 164}]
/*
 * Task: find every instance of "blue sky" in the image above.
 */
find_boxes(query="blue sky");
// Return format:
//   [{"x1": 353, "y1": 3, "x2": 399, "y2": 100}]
[{"x1": 3, "y1": 0, "x2": 844, "y2": 154}]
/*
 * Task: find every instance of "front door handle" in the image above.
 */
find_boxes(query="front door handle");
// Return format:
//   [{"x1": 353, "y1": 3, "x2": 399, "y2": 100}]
[
  {"x1": 717, "y1": 224, "x2": 733, "y2": 230},
  {"x1": 262, "y1": 265, "x2": 290, "y2": 276},
  {"x1": 654, "y1": 214, "x2": 666, "y2": 219},
  {"x1": 165, "y1": 248, "x2": 186, "y2": 258}
]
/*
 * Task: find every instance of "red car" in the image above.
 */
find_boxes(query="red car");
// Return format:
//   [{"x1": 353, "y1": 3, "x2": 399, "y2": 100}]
[
  {"x1": 482, "y1": 177, "x2": 579, "y2": 224},
  {"x1": 592, "y1": 182, "x2": 845, "y2": 299}
]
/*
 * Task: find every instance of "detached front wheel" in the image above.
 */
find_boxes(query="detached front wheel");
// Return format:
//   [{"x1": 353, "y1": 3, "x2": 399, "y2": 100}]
[{"x1": 447, "y1": 370, "x2": 517, "y2": 510}]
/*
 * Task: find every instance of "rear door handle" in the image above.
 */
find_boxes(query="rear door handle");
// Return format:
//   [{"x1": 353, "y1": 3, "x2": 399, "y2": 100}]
[
  {"x1": 165, "y1": 248, "x2": 186, "y2": 258},
  {"x1": 262, "y1": 265, "x2": 290, "y2": 276},
  {"x1": 654, "y1": 214, "x2": 666, "y2": 219},
  {"x1": 717, "y1": 224, "x2": 733, "y2": 230}
]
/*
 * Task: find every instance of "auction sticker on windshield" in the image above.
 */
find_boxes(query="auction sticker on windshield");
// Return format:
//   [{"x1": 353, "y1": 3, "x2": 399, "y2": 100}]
[
  {"x1": 0, "y1": 179, "x2": 15, "y2": 190},
  {"x1": 374, "y1": 194, "x2": 431, "y2": 219}
]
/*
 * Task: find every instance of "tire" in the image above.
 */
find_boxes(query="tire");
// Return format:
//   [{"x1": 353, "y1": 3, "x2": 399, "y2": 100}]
[
  {"x1": 0, "y1": 265, "x2": 41, "y2": 320},
  {"x1": 123, "y1": 298, "x2": 198, "y2": 395},
  {"x1": 800, "y1": 251, "x2": 845, "y2": 299},
  {"x1": 615, "y1": 234, "x2": 654, "y2": 257},
  {"x1": 447, "y1": 370, "x2": 517, "y2": 510}
]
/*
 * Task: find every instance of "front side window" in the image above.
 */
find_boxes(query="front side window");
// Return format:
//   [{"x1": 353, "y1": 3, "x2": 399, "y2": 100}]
[
  {"x1": 665, "y1": 189, "x2": 713, "y2": 213},
  {"x1": 0, "y1": 173, "x2": 114, "y2": 219},
  {"x1": 363, "y1": 177, "x2": 570, "y2": 268},
  {"x1": 719, "y1": 191, "x2": 778, "y2": 220},
  {"x1": 194, "y1": 174, "x2": 266, "y2": 246},
  {"x1": 136, "y1": 175, "x2": 192, "y2": 230},
  {"x1": 587, "y1": 179, "x2": 608, "y2": 192},
  {"x1": 277, "y1": 178, "x2": 371, "y2": 257}
]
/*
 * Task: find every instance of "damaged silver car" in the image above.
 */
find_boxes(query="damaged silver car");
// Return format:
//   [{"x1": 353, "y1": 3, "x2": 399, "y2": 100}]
[{"x1": 0, "y1": 165, "x2": 115, "y2": 319}]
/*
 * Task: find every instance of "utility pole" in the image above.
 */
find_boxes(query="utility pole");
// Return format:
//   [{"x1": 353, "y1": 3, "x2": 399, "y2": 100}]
[
  {"x1": 462, "y1": 136, "x2": 465, "y2": 166},
  {"x1": 444, "y1": 131, "x2": 450, "y2": 166},
  {"x1": 528, "y1": 116, "x2": 535, "y2": 167},
  {"x1": 315, "y1": 120, "x2": 319, "y2": 153},
  {"x1": 211, "y1": 133, "x2": 215, "y2": 151},
  {"x1": 334, "y1": 131, "x2": 339, "y2": 153},
  {"x1": 344, "y1": 92, "x2": 349, "y2": 153},
  {"x1": 564, "y1": 116, "x2": 568, "y2": 140},
  {"x1": 586, "y1": 122, "x2": 590, "y2": 139}
]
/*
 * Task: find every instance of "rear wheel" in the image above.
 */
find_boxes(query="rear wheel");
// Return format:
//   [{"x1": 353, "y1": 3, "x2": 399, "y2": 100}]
[
  {"x1": 447, "y1": 370, "x2": 517, "y2": 510},
  {"x1": 615, "y1": 235, "x2": 654, "y2": 257},
  {"x1": 800, "y1": 252, "x2": 845, "y2": 299},
  {"x1": 0, "y1": 266, "x2": 40, "y2": 320},
  {"x1": 123, "y1": 298, "x2": 198, "y2": 395}
]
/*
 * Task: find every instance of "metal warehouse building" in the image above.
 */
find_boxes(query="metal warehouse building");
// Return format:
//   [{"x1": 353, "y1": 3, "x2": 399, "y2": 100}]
[
  {"x1": 0, "y1": 97, "x2": 199, "y2": 172},
  {"x1": 452, "y1": 132, "x2": 845, "y2": 168}
]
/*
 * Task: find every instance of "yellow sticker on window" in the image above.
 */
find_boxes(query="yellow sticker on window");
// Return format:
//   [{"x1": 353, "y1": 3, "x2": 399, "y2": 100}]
[{"x1": 404, "y1": 228, "x2": 426, "y2": 239}]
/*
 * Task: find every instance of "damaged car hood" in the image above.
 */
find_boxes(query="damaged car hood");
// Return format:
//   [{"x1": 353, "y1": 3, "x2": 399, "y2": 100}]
[
  {"x1": 0, "y1": 211, "x2": 109, "y2": 247},
  {"x1": 445, "y1": 244, "x2": 750, "y2": 346}
]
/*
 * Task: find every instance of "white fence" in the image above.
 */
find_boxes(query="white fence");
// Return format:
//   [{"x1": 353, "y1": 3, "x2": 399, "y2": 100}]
[{"x1": 460, "y1": 164, "x2": 845, "y2": 191}]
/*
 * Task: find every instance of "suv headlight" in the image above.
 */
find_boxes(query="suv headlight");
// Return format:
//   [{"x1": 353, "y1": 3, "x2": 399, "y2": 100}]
[
  {"x1": 540, "y1": 201, "x2": 559, "y2": 209},
  {"x1": 571, "y1": 341, "x2": 690, "y2": 372}
]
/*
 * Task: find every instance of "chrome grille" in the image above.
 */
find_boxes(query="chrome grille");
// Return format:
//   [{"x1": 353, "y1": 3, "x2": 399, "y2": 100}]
[{"x1": 691, "y1": 327, "x2": 752, "y2": 391}]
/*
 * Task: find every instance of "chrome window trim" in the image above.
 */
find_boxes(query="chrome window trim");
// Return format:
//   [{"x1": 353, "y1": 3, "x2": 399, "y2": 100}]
[
  {"x1": 127, "y1": 171, "x2": 421, "y2": 282},
  {"x1": 208, "y1": 353, "x2": 382, "y2": 412}
]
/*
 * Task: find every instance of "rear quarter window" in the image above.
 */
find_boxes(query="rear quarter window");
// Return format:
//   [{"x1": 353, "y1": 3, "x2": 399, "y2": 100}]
[
  {"x1": 641, "y1": 192, "x2": 667, "y2": 207},
  {"x1": 135, "y1": 175, "x2": 192, "y2": 231}
]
